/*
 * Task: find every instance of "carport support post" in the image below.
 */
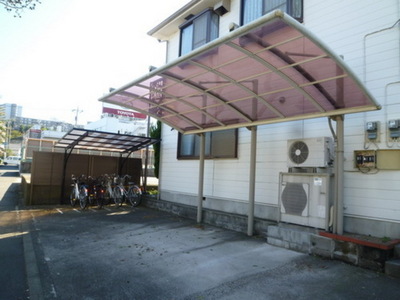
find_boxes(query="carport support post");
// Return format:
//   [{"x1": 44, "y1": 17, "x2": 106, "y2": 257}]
[
  {"x1": 197, "y1": 133, "x2": 205, "y2": 223},
  {"x1": 247, "y1": 126, "x2": 257, "y2": 236},
  {"x1": 333, "y1": 115, "x2": 344, "y2": 235},
  {"x1": 60, "y1": 148, "x2": 73, "y2": 204}
]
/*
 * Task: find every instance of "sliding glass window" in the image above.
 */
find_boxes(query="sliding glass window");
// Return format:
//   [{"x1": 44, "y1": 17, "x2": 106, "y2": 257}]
[{"x1": 242, "y1": 0, "x2": 303, "y2": 25}]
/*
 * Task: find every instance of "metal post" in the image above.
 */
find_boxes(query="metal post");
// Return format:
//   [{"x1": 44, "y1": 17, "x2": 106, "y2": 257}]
[
  {"x1": 60, "y1": 148, "x2": 73, "y2": 204},
  {"x1": 247, "y1": 126, "x2": 257, "y2": 236},
  {"x1": 197, "y1": 133, "x2": 205, "y2": 223},
  {"x1": 143, "y1": 116, "x2": 151, "y2": 192},
  {"x1": 335, "y1": 115, "x2": 344, "y2": 235}
]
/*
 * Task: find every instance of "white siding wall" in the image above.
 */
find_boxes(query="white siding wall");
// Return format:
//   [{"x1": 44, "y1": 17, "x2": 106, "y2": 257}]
[
  {"x1": 159, "y1": 0, "x2": 400, "y2": 236},
  {"x1": 305, "y1": 1, "x2": 400, "y2": 228},
  {"x1": 166, "y1": 32, "x2": 180, "y2": 62}
]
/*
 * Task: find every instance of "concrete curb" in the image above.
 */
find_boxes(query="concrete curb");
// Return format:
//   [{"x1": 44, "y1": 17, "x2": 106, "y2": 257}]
[{"x1": 19, "y1": 207, "x2": 44, "y2": 300}]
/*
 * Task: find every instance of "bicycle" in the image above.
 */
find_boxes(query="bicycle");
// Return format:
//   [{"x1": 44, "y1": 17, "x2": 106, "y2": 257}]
[
  {"x1": 93, "y1": 175, "x2": 107, "y2": 208},
  {"x1": 113, "y1": 174, "x2": 142, "y2": 207},
  {"x1": 70, "y1": 174, "x2": 88, "y2": 209},
  {"x1": 102, "y1": 174, "x2": 117, "y2": 206},
  {"x1": 86, "y1": 176, "x2": 105, "y2": 209}
]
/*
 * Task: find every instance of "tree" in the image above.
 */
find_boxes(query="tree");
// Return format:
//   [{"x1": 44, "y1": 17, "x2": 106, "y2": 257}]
[
  {"x1": 11, "y1": 129, "x2": 23, "y2": 139},
  {"x1": 0, "y1": 0, "x2": 41, "y2": 17},
  {"x1": 149, "y1": 120, "x2": 161, "y2": 179}
]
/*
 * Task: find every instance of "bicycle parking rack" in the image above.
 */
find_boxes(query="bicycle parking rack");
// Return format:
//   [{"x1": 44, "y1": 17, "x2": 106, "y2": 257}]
[{"x1": 55, "y1": 128, "x2": 160, "y2": 203}]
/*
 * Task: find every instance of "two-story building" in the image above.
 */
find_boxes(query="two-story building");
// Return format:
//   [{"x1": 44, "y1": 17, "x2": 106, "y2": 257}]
[{"x1": 100, "y1": 0, "x2": 399, "y2": 246}]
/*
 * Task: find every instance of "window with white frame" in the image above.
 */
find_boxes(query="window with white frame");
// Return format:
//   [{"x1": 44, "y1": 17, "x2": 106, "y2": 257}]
[
  {"x1": 180, "y1": 9, "x2": 219, "y2": 56},
  {"x1": 242, "y1": 0, "x2": 303, "y2": 25},
  {"x1": 178, "y1": 129, "x2": 238, "y2": 159}
]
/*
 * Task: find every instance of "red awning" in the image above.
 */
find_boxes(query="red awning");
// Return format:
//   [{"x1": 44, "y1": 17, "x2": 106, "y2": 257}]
[{"x1": 99, "y1": 10, "x2": 380, "y2": 134}]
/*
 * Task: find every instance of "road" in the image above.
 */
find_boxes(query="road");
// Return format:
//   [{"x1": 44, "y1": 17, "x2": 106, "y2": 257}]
[
  {"x1": 0, "y1": 165, "x2": 400, "y2": 299},
  {"x1": 0, "y1": 165, "x2": 29, "y2": 299}
]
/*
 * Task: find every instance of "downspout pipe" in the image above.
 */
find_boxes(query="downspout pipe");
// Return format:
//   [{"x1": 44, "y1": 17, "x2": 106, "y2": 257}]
[
  {"x1": 197, "y1": 133, "x2": 205, "y2": 223},
  {"x1": 247, "y1": 126, "x2": 257, "y2": 236}
]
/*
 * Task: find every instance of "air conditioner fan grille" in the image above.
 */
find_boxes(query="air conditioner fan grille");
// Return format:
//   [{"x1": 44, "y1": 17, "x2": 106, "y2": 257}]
[{"x1": 289, "y1": 141, "x2": 309, "y2": 165}]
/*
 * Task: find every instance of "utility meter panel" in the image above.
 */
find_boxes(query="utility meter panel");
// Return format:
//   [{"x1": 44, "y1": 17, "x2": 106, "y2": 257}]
[
  {"x1": 354, "y1": 150, "x2": 376, "y2": 169},
  {"x1": 388, "y1": 119, "x2": 400, "y2": 139},
  {"x1": 365, "y1": 121, "x2": 379, "y2": 141}
]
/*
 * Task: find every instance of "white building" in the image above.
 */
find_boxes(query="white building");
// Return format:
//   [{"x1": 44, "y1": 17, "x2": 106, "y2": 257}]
[
  {"x1": 85, "y1": 106, "x2": 148, "y2": 136},
  {"x1": 101, "y1": 0, "x2": 400, "y2": 242},
  {"x1": 0, "y1": 103, "x2": 22, "y2": 120}
]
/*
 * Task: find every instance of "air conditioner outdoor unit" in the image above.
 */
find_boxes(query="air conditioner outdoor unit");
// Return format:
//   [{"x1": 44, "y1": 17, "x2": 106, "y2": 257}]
[
  {"x1": 287, "y1": 137, "x2": 333, "y2": 168},
  {"x1": 278, "y1": 172, "x2": 333, "y2": 230}
]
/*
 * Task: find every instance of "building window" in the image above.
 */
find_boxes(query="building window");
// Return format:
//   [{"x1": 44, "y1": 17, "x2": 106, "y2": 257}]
[
  {"x1": 178, "y1": 129, "x2": 238, "y2": 159},
  {"x1": 242, "y1": 0, "x2": 303, "y2": 25},
  {"x1": 180, "y1": 9, "x2": 219, "y2": 56}
]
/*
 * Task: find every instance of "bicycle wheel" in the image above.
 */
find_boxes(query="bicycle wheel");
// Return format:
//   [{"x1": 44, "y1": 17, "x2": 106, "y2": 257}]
[
  {"x1": 103, "y1": 189, "x2": 111, "y2": 205},
  {"x1": 88, "y1": 192, "x2": 95, "y2": 207},
  {"x1": 127, "y1": 186, "x2": 141, "y2": 207},
  {"x1": 79, "y1": 186, "x2": 88, "y2": 209},
  {"x1": 113, "y1": 186, "x2": 123, "y2": 207},
  {"x1": 70, "y1": 187, "x2": 77, "y2": 207},
  {"x1": 95, "y1": 186, "x2": 104, "y2": 208}
]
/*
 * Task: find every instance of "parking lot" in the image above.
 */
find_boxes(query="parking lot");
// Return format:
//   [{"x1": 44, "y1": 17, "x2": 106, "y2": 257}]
[
  {"x1": 1, "y1": 167, "x2": 399, "y2": 299},
  {"x1": 22, "y1": 205, "x2": 399, "y2": 299}
]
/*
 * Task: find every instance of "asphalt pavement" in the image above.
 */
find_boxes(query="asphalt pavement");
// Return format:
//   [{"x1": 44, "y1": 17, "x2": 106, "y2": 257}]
[
  {"x1": 1, "y1": 165, "x2": 400, "y2": 299},
  {"x1": 0, "y1": 165, "x2": 29, "y2": 299}
]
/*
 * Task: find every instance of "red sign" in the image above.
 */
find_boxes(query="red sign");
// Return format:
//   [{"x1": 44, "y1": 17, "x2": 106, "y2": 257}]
[
  {"x1": 29, "y1": 129, "x2": 41, "y2": 139},
  {"x1": 102, "y1": 107, "x2": 146, "y2": 119}
]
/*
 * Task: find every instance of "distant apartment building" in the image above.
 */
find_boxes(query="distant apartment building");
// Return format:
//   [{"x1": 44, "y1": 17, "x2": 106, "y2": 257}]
[
  {"x1": 14, "y1": 116, "x2": 74, "y2": 132},
  {"x1": 0, "y1": 103, "x2": 22, "y2": 120},
  {"x1": 22, "y1": 127, "x2": 66, "y2": 160}
]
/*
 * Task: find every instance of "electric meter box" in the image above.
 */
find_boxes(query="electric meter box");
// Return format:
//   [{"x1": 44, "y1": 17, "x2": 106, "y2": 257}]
[
  {"x1": 365, "y1": 121, "x2": 379, "y2": 140},
  {"x1": 388, "y1": 119, "x2": 400, "y2": 139},
  {"x1": 354, "y1": 150, "x2": 376, "y2": 168}
]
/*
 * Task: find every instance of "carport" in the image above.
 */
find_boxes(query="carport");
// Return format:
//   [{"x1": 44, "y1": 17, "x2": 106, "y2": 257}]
[
  {"x1": 99, "y1": 11, "x2": 380, "y2": 235},
  {"x1": 55, "y1": 128, "x2": 160, "y2": 200}
]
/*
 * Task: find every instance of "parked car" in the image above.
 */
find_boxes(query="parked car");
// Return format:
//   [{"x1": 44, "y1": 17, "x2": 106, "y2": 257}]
[{"x1": 3, "y1": 156, "x2": 21, "y2": 166}]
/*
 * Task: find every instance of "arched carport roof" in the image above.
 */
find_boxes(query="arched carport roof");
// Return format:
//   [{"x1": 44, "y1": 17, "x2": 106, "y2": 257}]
[
  {"x1": 98, "y1": 10, "x2": 381, "y2": 236},
  {"x1": 99, "y1": 11, "x2": 380, "y2": 134}
]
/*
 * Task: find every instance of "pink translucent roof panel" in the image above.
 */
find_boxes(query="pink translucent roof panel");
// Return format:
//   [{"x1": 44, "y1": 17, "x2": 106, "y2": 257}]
[{"x1": 100, "y1": 11, "x2": 380, "y2": 134}]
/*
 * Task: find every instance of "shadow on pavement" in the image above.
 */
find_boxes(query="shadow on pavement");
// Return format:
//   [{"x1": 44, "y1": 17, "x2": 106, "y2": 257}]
[{"x1": 0, "y1": 165, "x2": 20, "y2": 177}]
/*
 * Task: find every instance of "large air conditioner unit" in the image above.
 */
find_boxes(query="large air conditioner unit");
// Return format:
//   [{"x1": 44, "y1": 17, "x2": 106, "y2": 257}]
[
  {"x1": 287, "y1": 137, "x2": 333, "y2": 168},
  {"x1": 278, "y1": 173, "x2": 333, "y2": 230}
]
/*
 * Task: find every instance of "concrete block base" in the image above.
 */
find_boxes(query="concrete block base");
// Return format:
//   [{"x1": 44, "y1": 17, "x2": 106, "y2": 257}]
[
  {"x1": 385, "y1": 259, "x2": 400, "y2": 278},
  {"x1": 267, "y1": 224, "x2": 320, "y2": 254},
  {"x1": 310, "y1": 234, "x2": 334, "y2": 258}
]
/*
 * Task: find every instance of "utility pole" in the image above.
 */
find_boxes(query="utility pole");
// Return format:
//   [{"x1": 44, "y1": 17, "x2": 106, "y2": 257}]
[{"x1": 72, "y1": 107, "x2": 83, "y2": 126}]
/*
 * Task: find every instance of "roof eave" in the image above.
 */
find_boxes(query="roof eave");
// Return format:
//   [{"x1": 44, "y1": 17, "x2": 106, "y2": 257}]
[{"x1": 147, "y1": 0, "x2": 214, "y2": 41}]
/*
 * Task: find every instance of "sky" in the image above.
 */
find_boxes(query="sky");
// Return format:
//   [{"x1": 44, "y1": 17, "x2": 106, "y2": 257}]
[{"x1": 0, "y1": 0, "x2": 189, "y2": 125}]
